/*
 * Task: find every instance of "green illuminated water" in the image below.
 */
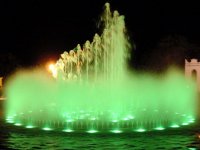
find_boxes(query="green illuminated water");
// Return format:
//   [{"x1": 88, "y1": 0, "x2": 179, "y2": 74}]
[
  {"x1": 4, "y1": 3, "x2": 197, "y2": 133},
  {"x1": 5, "y1": 69, "x2": 196, "y2": 133}
]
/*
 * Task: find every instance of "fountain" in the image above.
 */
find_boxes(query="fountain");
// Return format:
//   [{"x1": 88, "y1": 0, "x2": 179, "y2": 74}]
[{"x1": 4, "y1": 3, "x2": 197, "y2": 133}]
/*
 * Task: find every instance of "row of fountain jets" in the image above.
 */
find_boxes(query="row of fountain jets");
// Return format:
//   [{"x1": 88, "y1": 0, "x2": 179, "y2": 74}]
[{"x1": 50, "y1": 3, "x2": 131, "y2": 81}]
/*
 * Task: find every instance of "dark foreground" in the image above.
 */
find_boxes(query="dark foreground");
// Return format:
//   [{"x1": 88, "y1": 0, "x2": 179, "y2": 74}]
[{"x1": 1, "y1": 101, "x2": 200, "y2": 149}]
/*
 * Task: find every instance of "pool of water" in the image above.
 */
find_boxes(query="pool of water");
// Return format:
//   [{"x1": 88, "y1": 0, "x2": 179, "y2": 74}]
[
  {"x1": 1, "y1": 118, "x2": 200, "y2": 149},
  {"x1": 1, "y1": 101, "x2": 200, "y2": 149}
]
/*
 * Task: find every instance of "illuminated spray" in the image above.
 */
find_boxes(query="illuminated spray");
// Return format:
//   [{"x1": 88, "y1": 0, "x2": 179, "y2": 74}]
[{"x1": 5, "y1": 3, "x2": 196, "y2": 133}]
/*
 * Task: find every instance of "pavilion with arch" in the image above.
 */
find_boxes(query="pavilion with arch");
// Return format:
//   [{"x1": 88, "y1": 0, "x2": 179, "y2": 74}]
[{"x1": 185, "y1": 59, "x2": 200, "y2": 91}]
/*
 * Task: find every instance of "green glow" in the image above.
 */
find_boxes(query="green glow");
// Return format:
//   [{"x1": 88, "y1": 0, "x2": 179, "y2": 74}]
[
  {"x1": 66, "y1": 119, "x2": 73, "y2": 122},
  {"x1": 42, "y1": 127, "x2": 53, "y2": 131},
  {"x1": 6, "y1": 117, "x2": 14, "y2": 123},
  {"x1": 87, "y1": 130, "x2": 98, "y2": 133},
  {"x1": 26, "y1": 125, "x2": 35, "y2": 128},
  {"x1": 4, "y1": 3, "x2": 197, "y2": 133},
  {"x1": 110, "y1": 129, "x2": 122, "y2": 133},
  {"x1": 63, "y1": 129, "x2": 74, "y2": 132},
  {"x1": 188, "y1": 117, "x2": 195, "y2": 123},
  {"x1": 154, "y1": 126, "x2": 165, "y2": 130},
  {"x1": 90, "y1": 117, "x2": 96, "y2": 121},
  {"x1": 170, "y1": 124, "x2": 180, "y2": 128},
  {"x1": 127, "y1": 115, "x2": 134, "y2": 119},
  {"x1": 4, "y1": 69, "x2": 197, "y2": 132},
  {"x1": 112, "y1": 120, "x2": 118, "y2": 123},
  {"x1": 14, "y1": 123, "x2": 22, "y2": 126},
  {"x1": 123, "y1": 117, "x2": 129, "y2": 121},
  {"x1": 135, "y1": 128, "x2": 146, "y2": 132},
  {"x1": 189, "y1": 120, "x2": 194, "y2": 123},
  {"x1": 6, "y1": 116, "x2": 13, "y2": 120},
  {"x1": 6, "y1": 120, "x2": 14, "y2": 123},
  {"x1": 182, "y1": 122, "x2": 189, "y2": 126}
]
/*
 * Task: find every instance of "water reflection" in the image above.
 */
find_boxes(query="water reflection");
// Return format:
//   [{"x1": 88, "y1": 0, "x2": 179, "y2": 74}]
[{"x1": 1, "y1": 120, "x2": 200, "y2": 150}]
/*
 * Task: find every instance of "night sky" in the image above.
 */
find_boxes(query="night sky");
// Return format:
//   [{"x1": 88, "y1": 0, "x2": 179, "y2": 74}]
[{"x1": 1, "y1": 0, "x2": 200, "y2": 74}]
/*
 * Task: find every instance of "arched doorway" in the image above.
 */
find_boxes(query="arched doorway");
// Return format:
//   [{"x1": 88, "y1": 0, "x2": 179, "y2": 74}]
[
  {"x1": 185, "y1": 59, "x2": 200, "y2": 92},
  {"x1": 192, "y1": 69, "x2": 197, "y2": 81}
]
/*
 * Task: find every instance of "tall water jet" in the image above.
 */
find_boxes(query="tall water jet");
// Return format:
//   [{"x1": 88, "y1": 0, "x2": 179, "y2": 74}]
[
  {"x1": 52, "y1": 2, "x2": 130, "y2": 82},
  {"x1": 4, "y1": 3, "x2": 197, "y2": 133}
]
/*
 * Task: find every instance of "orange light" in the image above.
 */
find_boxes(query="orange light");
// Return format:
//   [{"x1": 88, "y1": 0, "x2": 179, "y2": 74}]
[
  {"x1": 47, "y1": 63, "x2": 57, "y2": 78},
  {"x1": 49, "y1": 64, "x2": 54, "y2": 72}
]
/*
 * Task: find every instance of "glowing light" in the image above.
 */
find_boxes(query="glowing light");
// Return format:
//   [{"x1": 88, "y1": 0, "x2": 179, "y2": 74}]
[
  {"x1": 7, "y1": 120, "x2": 14, "y2": 123},
  {"x1": 135, "y1": 128, "x2": 146, "y2": 132},
  {"x1": 110, "y1": 129, "x2": 122, "y2": 133},
  {"x1": 66, "y1": 119, "x2": 73, "y2": 122},
  {"x1": 188, "y1": 118, "x2": 195, "y2": 123},
  {"x1": 182, "y1": 122, "x2": 189, "y2": 126},
  {"x1": 128, "y1": 115, "x2": 135, "y2": 119},
  {"x1": 123, "y1": 117, "x2": 129, "y2": 121},
  {"x1": 47, "y1": 63, "x2": 57, "y2": 78},
  {"x1": 198, "y1": 134, "x2": 200, "y2": 139},
  {"x1": 154, "y1": 126, "x2": 165, "y2": 130},
  {"x1": 14, "y1": 123, "x2": 22, "y2": 126},
  {"x1": 6, "y1": 116, "x2": 14, "y2": 120},
  {"x1": 87, "y1": 129, "x2": 98, "y2": 133},
  {"x1": 63, "y1": 129, "x2": 74, "y2": 132},
  {"x1": 26, "y1": 125, "x2": 35, "y2": 128},
  {"x1": 170, "y1": 124, "x2": 180, "y2": 128},
  {"x1": 112, "y1": 120, "x2": 118, "y2": 123},
  {"x1": 6, "y1": 120, "x2": 14, "y2": 123},
  {"x1": 189, "y1": 120, "x2": 194, "y2": 123},
  {"x1": 90, "y1": 117, "x2": 96, "y2": 121},
  {"x1": 42, "y1": 127, "x2": 53, "y2": 131}
]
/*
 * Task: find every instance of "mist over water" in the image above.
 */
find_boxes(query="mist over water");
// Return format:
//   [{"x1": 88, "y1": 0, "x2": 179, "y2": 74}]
[
  {"x1": 4, "y1": 68, "x2": 197, "y2": 132},
  {"x1": 4, "y1": 3, "x2": 197, "y2": 132}
]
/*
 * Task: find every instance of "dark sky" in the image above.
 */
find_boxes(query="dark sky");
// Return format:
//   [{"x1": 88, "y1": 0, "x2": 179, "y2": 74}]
[{"x1": 1, "y1": 0, "x2": 200, "y2": 68}]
